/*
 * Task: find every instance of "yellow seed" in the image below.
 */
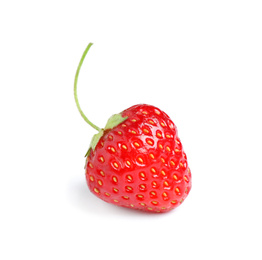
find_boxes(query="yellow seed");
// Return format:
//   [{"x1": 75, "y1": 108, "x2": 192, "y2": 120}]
[
  {"x1": 139, "y1": 172, "x2": 145, "y2": 178},
  {"x1": 126, "y1": 186, "x2": 133, "y2": 191},
  {"x1": 155, "y1": 110, "x2": 160, "y2": 115},
  {"x1": 175, "y1": 149, "x2": 180, "y2": 153},
  {"x1": 111, "y1": 147, "x2": 116, "y2": 152},
  {"x1": 170, "y1": 160, "x2": 175, "y2": 166},
  {"x1": 98, "y1": 180, "x2": 103, "y2": 186},
  {"x1": 143, "y1": 128, "x2": 149, "y2": 134},
  {"x1": 131, "y1": 130, "x2": 136, "y2": 134},
  {"x1": 173, "y1": 174, "x2": 178, "y2": 180},
  {"x1": 159, "y1": 144, "x2": 163, "y2": 149},
  {"x1": 175, "y1": 188, "x2": 180, "y2": 193},
  {"x1": 152, "y1": 181, "x2": 157, "y2": 187},
  {"x1": 151, "y1": 168, "x2": 156, "y2": 173},
  {"x1": 140, "y1": 203, "x2": 146, "y2": 206},
  {"x1": 140, "y1": 184, "x2": 146, "y2": 189},
  {"x1": 114, "y1": 199, "x2": 119, "y2": 203},
  {"x1": 99, "y1": 156, "x2": 104, "y2": 162},
  {"x1": 147, "y1": 207, "x2": 153, "y2": 211},
  {"x1": 126, "y1": 160, "x2": 131, "y2": 166},
  {"x1": 122, "y1": 124, "x2": 127, "y2": 127},
  {"x1": 149, "y1": 153, "x2": 155, "y2": 159},
  {"x1": 89, "y1": 175, "x2": 94, "y2": 182},
  {"x1": 157, "y1": 133, "x2": 162, "y2": 138},
  {"x1": 184, "y1": 176, "x2": 189, "y2": 182},
  {"x1": 164, "y1": 181, "x2": 169, "y2": 186},
  {"x1": 171, "y1": 200, "x2": 177, "y2": 204},
  {"x1": 131, "y1": 119, "x2": 137, "y2": 122},
  {"x1": 142, "y1": 111, "x2": 148, "y2": 115},
  {"x1": 166, "y1": 146, "x2": 171, "y2": 152},
  {"x1": 161, "y1": 122, "x2": 166, "y2": 127},
  {"x1": 108, "y1": 135, "x2": 113, "y2": 140},
  {"x1": 161, "y1": 170, "x2": 166, "y2": 176},
  {"x1": 162, "y1": 192, "x2": 168, "y2": 197},
  {"x1": 105, "y1": 192, "x2": 110, "y2": 197},
  {"x1": 130, "y1": 204, "x2": 134, "y2": 207},
  {"x1": 166, "y1": 134, "x2": 171, "y2": 138},
  {"x1": 118, "y1": 131, "x2": 122, "y2": 135},
  {"x1": 89, "y1": 162, "x2": 93, "y2": 168},
  {"x1": 161, "y1": 157, "x2": 165, "y2": 163},
  {"x1": 122, "y1": 144, "x2": 128, "y2": 150},
  {"x1": 134, "y1": 142, "x2": 140, "y2": 147},
  {"x1": 113, "y1": 188, "x2": 119, "y2": 193},
  {"x1": 112, "y1": 176, "x2": 118, "y2": 183},
  {"x1": 137, "y1": 157, "x2": 144, "y2": 163},
  {"x1": 150, "y1": 191, "x2": 156, "y2": 196},
  {"x1": 147, "y1": 139, "x2": 153, "y2": 145},
  {"x1": 151, "y1": 201, "x2": 158, "y2": 205},
  {"x1": 137, "y1": 194, "x2": 144, "y2": 198},
  {"x1": 161, "y1": 207, "x2": 166, "y2": 210},
  {"x1": 148, "y1": 120, "x2": 155, "y2": 125},
  {"x1": 113, "y1": 162, "x2": 119, "y2": 168},
  {"x1": 94, "y1": 188, "x2": 100, "y2": 194},
  {"x1": 127, "y1": 175, "x2": 133, "y2": 181},
  {"x1": 122, "y1": 196, "x2": 129, "y2": 200},
  {"x1": 100, "y1": 170, "x2": 105, "y2": 177}
]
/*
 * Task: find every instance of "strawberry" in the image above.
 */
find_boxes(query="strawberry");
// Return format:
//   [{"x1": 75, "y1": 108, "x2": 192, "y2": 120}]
[{"x1": 74, "y1": 43, "x2": 192, "y2": 213}]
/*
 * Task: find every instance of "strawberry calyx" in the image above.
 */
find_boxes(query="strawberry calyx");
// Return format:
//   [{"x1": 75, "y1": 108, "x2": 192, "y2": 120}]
[
  {"x1": 85, "y1": 113, "x2": 128, "y2": 157},
  {"x1": 73, "y1": 42, "x2": 128, "y2": 157}
]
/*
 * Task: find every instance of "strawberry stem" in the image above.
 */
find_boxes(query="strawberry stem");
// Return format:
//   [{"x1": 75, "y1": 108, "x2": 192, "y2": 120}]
[{"x1": 74, "y1": 43, "x2": 101, "y2": 132}]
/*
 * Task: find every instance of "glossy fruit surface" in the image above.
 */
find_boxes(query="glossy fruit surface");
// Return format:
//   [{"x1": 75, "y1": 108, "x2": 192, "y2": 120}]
[{"x1": 85, "y1": 104, "x2": 192, "y2": 213}]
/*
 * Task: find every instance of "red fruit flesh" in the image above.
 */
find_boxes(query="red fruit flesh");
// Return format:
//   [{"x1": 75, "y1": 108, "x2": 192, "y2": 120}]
[{"x1": 85, "y1": 104, "x2": 192, "y2": 213}]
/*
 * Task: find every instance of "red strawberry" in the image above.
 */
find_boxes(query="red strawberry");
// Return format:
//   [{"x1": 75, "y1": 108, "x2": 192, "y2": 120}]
[{"x1": 74, "y1": 43, "x2": 192, "y2": 213}]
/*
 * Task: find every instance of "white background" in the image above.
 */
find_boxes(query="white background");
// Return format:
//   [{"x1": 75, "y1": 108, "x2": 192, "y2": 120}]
[{"x1": 1, "y1": 1, "x2": 262, "y2": 259}]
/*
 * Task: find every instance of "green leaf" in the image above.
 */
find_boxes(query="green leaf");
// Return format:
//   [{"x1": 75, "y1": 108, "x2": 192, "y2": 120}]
[
  {"x1": 85, "y1": 113, "x2": 128, "y2": 157},
  {"x1": 91, "y1": 130, "x2": 104, "y2": 150},
  {"x1": 104, "y1": 113, "x2": 128, "y2": 130},
  {"x1": 85, "y1": 130, "x2": 104, "y2": 157}
]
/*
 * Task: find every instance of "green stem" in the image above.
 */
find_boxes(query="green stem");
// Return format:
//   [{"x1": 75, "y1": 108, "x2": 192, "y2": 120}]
[{"x1": 74, "y1": 43, "x2": 101, "y2": 132}]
